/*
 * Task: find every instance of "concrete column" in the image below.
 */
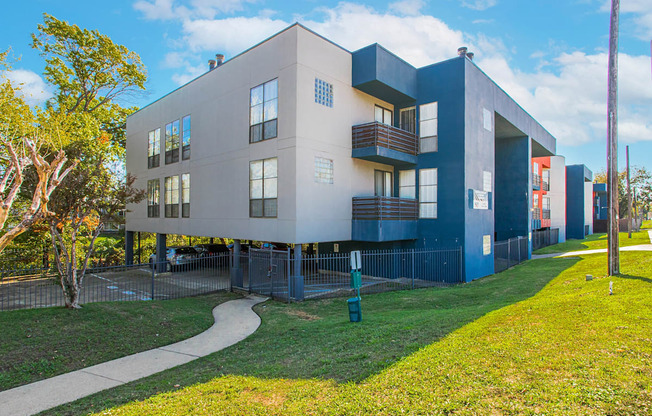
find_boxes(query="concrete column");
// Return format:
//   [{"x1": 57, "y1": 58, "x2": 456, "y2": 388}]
[
  {"x1": 290, "y1": 244, "x2": 304, "y2": 301},
  {"x1": 230, "y1": 239, "x2": 243, "y2": 288},
  {"x1": 156, "y1": 233, "x2": 167, "y2": 272},
  {"x1": 125, "y1": 231, "x2": 134, "y2": 266}
]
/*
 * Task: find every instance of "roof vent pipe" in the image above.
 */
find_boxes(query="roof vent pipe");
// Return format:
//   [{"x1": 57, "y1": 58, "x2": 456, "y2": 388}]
[
  {"x1": 457, "y1": 47, "x2": 468, "y2": 57},
  {"x1": 216, "y1": 54, "x2": 225, "y2": 66},
  {"x1": 466, "y1": 52, "x2": 474, "y2": 60},
  {"x1": 208, "y1": 59, "x2": 216, "y2": 71}
]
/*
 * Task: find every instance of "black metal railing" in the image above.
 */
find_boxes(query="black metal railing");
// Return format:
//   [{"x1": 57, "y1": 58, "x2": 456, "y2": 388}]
[
  {"x1": 532, "y1": 228, "x2": 559, "y2": 251},
  {"x1": 352, "y1": 122, "x2": 418, "y2": 155},
  {"x1": 532, "y1": 173, "x2": 541, "y2": 189}
]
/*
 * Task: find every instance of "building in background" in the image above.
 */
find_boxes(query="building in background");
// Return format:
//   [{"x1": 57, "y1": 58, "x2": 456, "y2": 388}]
[{"x1": 565, "y1": 164, "x2": 594, "y2": 240}]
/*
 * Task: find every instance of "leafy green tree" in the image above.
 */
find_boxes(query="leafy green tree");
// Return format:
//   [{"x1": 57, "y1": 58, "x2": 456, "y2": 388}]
[
  {"x1": 594, "y1": 166, "x2": 652, "y2": 218},
  {"x1": 28, "y1": 14, "x2": 147, "y2": 307},
  {"x1": 0, "y1": 51, "x2": 77, "y2": 253}
]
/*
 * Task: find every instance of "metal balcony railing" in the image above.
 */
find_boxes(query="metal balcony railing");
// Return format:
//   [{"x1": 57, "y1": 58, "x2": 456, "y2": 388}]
[
  {"x1": 533, "y1": 173, "x2": 541, "y2": 189},
  {"x1": 352, "y1": 122, "x2": 418, "y2": 156},
  {"x1": 542, "y1": 209, "x2": 551, "y2": 219},
  {"x1": 352, "y1": 196, "x2": 418, "y2": 221},
  {"x1": 542, "y1": 180, "x2": 549, "y2": 191},
  {"x1": 532, "y1": 207, "x2": 541, "y2": 220}
]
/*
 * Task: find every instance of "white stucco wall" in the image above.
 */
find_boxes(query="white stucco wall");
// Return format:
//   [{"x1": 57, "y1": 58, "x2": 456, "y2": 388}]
[
  {"x1": 549, "y1": 155, "x2": 566, "y2": 242},
  {"x1": 584, "y1": 181, "x2": 593, "y2": 235},
  {"x1": 126, "y1": 25, "x2": 395, "y2": 244}
]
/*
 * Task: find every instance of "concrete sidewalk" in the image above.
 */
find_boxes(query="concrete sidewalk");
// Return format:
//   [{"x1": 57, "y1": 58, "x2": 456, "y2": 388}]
[
  {"x1": 0, "y1": 294, "x2": 267, "y2": 416},
  {"x1": 532, "y1": 230, "x2": 652, "y2": 259}
]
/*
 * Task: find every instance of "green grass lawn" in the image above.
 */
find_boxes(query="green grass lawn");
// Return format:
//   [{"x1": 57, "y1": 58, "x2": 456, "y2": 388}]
[
  {"x1": 0, "y1": 292, "x2": 238, "y2": 391},
  {"x1": 643, "y1": 219, "x2": 651, "y2": 229},
  {"x1": 40, "y1": 256, "x2": 580, "y2": 415},
  {"x1": 82, "y1": 251, "x2": 652, "y2": 416},
  {"x1": 533, "y1": 229, "x2": 651, "y2": 254}
]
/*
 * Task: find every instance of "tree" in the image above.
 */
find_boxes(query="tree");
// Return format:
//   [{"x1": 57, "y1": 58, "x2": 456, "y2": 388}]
[
  {"x1": 595, "y1": 166, "x2": 652, "y2": 218},
  {"x1": 28, "y1": 15, "x2": 147, "y2": 308},
  {"x1": 0, "y1": 51, "x2": 77, "y2": 253}
]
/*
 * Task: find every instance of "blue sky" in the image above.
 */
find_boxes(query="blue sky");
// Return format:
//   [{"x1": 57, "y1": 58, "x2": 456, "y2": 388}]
[{"x1": 2, "y1": 0, "x2": 651, "y2": 175}]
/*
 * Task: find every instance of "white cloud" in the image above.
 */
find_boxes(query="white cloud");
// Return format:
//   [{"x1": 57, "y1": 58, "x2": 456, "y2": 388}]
[
  {"x1": 388, "y1": 0, "x2": 425, "y2": 16},
  {"x1": 461, "y1": 0, "x2": 497, "y2": 11},
  {"x1": 134, "y1": 0, "x2": 255, "y2": 21},
  {"x1": 2, "y1": 69, "x2": 52, "y2": 105}
]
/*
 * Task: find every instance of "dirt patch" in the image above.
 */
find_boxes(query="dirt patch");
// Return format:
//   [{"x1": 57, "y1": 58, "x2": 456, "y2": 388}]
[{"x1": 286, "y1": 310, "x2": 321, "y2": 321}]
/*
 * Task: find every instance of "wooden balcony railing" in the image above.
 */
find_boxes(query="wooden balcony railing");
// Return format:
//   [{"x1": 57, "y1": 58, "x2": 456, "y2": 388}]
[
  {"x1": 352, "y1": 122, "x2": 418, "y2": 156},
  {"x1": 352, "y1": 196, "x2": 418, "y2": 221}
]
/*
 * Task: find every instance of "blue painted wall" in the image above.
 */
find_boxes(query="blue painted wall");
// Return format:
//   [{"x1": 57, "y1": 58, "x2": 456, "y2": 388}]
[
  {"x1": 566, "y1": 165, "x2": 588, "y2": 239},
  {"x1": 593, "y1": 183, "x2": 608, "y2": 220},
  {"x1": 494, "y1": 137, "x2": 531, "y2": 241}
]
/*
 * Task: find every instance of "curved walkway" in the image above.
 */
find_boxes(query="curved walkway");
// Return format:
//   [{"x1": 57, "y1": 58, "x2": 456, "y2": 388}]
[
  {"x1": 0, "y1": 294, "x2": 267, "y2": 416},
  {"x1": 532, "y1": 231, "x2": 652, "y2": 259}
]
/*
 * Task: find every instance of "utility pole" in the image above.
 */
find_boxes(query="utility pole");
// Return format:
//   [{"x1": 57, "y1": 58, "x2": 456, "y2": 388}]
[
  {"x1": 607, "y1": 0, "x2": 620, "y2": 275},
  {"x1": 626, "y1": 145, "x2": 632, "y2": 238}
]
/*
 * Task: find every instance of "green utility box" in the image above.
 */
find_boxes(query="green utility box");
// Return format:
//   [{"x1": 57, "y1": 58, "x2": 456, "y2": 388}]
[
  {"x1": 347, "y1": 297, "x2": 362, "y2": 322},
  {"x1": 350, "y1": 270, "x2": 362, "y2": 289}
]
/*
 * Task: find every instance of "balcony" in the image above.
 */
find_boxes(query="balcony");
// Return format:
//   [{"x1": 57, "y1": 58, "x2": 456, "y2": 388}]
[
  {"x1": 352, "y1": 122, "x2": 418, "y2": 165},
  {"x1": 532, "y1": 207, "x2": 541, "y2": 230},
  {"x1": 352, "y1": 196, "x2": 418, "y2": 242},
  {"x1": 542, "y1": 180, "x2": 549, "y2": 191},
  {"x1": 532, "y1": 173, "x2": 541, "y2": 190}
]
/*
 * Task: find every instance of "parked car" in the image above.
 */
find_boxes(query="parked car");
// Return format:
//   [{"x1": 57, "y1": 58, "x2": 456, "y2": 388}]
[
  {"x1": 227, "y1": 243, "x2": 251, "y2": 253},
  {"x1": 149, "y1": 246, "x2": 201, "y2": 271},
  {"x1": 194, "y1": 243, "x2": 230, "y2": 256},
  {"x1": 260, "y1": 242, "x2": 290, "y2": 251}
]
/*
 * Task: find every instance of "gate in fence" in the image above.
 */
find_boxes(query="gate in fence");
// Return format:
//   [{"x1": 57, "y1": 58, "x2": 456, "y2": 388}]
[{"x1": 246, "y1": 248, "x2": 291, "y2": 301}]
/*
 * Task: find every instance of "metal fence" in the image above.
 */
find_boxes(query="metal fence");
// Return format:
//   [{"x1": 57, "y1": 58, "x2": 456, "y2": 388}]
[
  {"x1": 494, "y1": 236, "x2": 529, "y2": 273},
  {"x1": 1, "y1": 247, "x2": 464, "y2": 310},
  {"x1": 532, "y1": 228, "x2": 560, "y2": 251},
  {"x1": 231, "y1": 247, "x2": 464, "y2": 302},
  {"x1": 0, "y1": 254, "x2": 231, "y2": 312}
]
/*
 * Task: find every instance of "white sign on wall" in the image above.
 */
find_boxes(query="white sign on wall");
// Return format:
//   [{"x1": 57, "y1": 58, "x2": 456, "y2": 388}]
[
  {"x1": 473, "y1": 190, "x2": 489, "y2": 210},
  {"x1": 334, "y1": 243, "x2": 339, "y2": 253},
  {"x1": 483, "y1": 235, "x2": 491, "y2": 255}
]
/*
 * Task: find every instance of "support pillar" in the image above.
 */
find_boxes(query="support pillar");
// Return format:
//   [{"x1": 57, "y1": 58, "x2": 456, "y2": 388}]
[
  {"x1": 156, "y1": 233, "x2": 167, "y2": 273},
  {"x1": 230, "y1": 239, "x2": 243, "y2": 288},
  {"x1": 290, "y1": 244, "x2": 304, "y2": 301},
  {"x1": 125, "y1": 231, "x2": 134, "y2": 266}
]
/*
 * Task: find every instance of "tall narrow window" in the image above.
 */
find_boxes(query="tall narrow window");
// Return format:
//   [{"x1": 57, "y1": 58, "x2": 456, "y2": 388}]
[
  {"x1": 419, "y1": 102, "x2": 438, "y2": 153},
  {"x1": 250, "y1": 79, "x2": 278, "y2": 143},
  {"x1": 165, "y1": 120, "x2": 180, "y2": 164},
  {"x1": 181, "y1": 115, "x2": 191, "y2": 160},
  {"x1": 147, "y1": 179, "x2": 160, "y2": 218},
  {"x1": 419, "y1": 168, "x2": 437, "y2": 218},
  {"x1": 374, "y1": 170, "x2": 393, "y2": 197},
  {"x1": 374, "y1": 105, "x2": 393, "y2": 125},
  {"x1": 181, "y1": 173, "x2": 190, "y2": 218},
  {"x1": 249, "y1": 158, "x2": 277, "y2": 217},
  {"x1": 164, "y1": 175, "x2": 179, "y2": 218},
  {"x1": 399, "y1": 170, "x2": 416, "y2": 199},
  {"x1": 148, "y1": 128, "x2": 160, "y2": 168},
  {"x1": 399, "y1": 107, "x2": 416, "y2": 133}
]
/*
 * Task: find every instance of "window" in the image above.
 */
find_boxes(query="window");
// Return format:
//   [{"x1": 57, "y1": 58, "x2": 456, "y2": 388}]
[
  {"x1": 147, "y1": 179, "x2": 160, "y2": 218},
  {"x1": 419, "y1": 102, "x2": 438, "y2": 153},
  {"x1": 315, "y1": 157, "x2": 333, "y2": 184},
  {"x1": 400, "y1": 107, "x2": 416, "y2": 133},
  {"x1": 399, "y1": 170, "x2": 416, "y2": 199},
  {"x1": 181, "y1": 173, "x2": 190, "y2": 218},
  {"x1": 148, "y1": 128, "x2": 160, "y2": 168},
  {"x1": 165, "y1": 120, "x2": 180, "y2": 164},
  {"x1": 250, "y1": 158, "x2": 277, "y2": 217},
  {"x1": 375, "y1": 105, "x2": 393, "y2": 125},
  {"x1": 374, "y1": 170, "x2": 393, "y2": 197},
  {"x1": 164, "y1": 175, "x2": 179, "y2": 218},
  {"x1": 250, "y1": 79, "x2": 278, "y2": 143},
  {"x1": 315, "y1": 78, "x2": 333, "y2": 108},
  {"x1": 419, "y1": 168, "x2": 437, "y2": 218},
  {"x1": 542, "y1": 169, "x2": 550, "y2": 188},
  {"x1": 182, "y1": 115, "x2": 191, "y2": 160}
]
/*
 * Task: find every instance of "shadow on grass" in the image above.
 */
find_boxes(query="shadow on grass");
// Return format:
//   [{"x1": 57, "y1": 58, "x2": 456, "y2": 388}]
[
  {"x1": 619, "y1": 273, "x2": 652, "y2": 284},
  {"x1": 40, "y1": 257, "x2": 580, "y2": 416}
]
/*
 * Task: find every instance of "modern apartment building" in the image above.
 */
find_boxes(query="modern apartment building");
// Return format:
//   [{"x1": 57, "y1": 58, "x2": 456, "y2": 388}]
[
  {"x1": 532, "y1": 155, "x2": 567, "y2": 243},
  {"x1": 565, "y1": 164, "x2": 594, "y2": 239},
  {"x1": 125, "y1": 23, "x2": 561, "y2": 282}
]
